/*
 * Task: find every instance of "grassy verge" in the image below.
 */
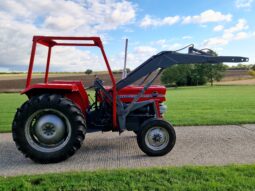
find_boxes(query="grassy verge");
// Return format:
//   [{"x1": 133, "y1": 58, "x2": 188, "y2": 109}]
[
  {"x1": 1, "y1": 85, "x2": 255, "y2": 132},
  {"x1": 1, "y1": 165, "x2": 255, "y2": 191}
]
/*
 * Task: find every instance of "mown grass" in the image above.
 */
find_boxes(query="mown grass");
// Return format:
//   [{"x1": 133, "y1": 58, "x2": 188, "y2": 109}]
[
  {"x1": 0, "y1": 93, "x2": 27, "y2": 132},
  {"x1": 165, "y1": 85, "x2": 255, "y2": 126},
  {"x1": 1, "y1": 165, "x2": 255, "y2": 191},
  {"x1": 0, "y1": 85, "x2": 255, "y2": 132}
]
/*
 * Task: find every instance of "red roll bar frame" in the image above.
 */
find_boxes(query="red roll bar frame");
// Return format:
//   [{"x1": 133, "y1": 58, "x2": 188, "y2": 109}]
[{"x1": 26, "y1": 36, "x2": 118, "y2": 128}]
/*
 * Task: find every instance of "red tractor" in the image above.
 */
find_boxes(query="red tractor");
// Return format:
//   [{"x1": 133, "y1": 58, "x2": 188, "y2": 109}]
[{"x1": 12, "y1": 36, "x2": 248, "y2": 163}]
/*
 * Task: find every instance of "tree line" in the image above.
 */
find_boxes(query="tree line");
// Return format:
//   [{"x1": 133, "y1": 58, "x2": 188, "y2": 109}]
[
  {"x1": 161, "y1": 50, "x2": 254, "y2": 87},
  {"x1": 160, "y1": 63, "x2": 226, "y2": 87},
  {"x1": 161, "y1": 63, "x2": 255, "y2": 87}
]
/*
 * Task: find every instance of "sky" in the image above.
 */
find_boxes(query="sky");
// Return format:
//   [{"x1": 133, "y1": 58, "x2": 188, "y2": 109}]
[{"x1": 0, "y1": 0, "x2": 254, "y2": 72}]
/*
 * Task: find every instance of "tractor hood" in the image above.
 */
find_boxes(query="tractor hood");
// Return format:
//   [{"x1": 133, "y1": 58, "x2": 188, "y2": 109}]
[{"x1": 105, "y1": 85, "x2": 166, "y2": 103}]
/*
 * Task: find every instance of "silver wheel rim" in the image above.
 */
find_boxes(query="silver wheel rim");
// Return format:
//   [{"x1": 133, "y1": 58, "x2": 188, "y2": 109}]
[
  {"x1": 145, "y1": 127, "x2": 169, "y2": 151},
  {"x1": 25, "y1": 109, "x2": 72, "y2": 153}
]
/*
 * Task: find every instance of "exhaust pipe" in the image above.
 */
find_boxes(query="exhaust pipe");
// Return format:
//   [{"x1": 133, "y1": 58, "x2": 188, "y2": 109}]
[{"x1": 122, "y1": 38, "x2": 128, "y2": 79}]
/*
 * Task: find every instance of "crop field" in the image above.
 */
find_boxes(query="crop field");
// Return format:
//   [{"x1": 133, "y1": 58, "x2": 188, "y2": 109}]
[
  {"x1": 1, "y1": 165, "x2": 255, "y2": 191},
  {"x1": 0, "y1": 85, "x2": 255, "y2": 133},
  {"x1": 0, "y1": 69, "x2": 251, "y2": 93},
  {"x1": 216, "y1": 78, "x2": 255, "y2": 85}
]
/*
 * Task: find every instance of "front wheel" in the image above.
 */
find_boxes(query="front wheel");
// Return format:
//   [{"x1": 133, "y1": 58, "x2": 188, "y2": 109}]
[
  {"x1": 12, "y1": 94, "x2": 86, "y2": 163},
  {"x1": 137, "y1": 119, "x2": 176, "y2": 156}
]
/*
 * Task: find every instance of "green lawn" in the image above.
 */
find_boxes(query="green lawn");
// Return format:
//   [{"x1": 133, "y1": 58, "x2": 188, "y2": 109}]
[
  {"x1": 1, "y1": 165, "x2": 255, "y2": 191},
  {"x1": 165, "y1": 85, "x2": 255, "y2": 126},
  {"x1": 0, "y1": 94, "x2": 27, "y2": 132},
  {"x1": 0, "y1": 85, "x2": 255, "y2": 132}
]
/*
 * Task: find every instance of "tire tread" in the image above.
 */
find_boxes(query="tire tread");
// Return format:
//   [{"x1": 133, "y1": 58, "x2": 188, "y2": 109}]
[{"x1": 12, "y1": 94, "x2": 86, "y2": 163}]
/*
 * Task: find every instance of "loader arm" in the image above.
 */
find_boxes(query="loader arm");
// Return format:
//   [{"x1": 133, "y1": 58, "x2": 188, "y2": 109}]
[{"x1": 116, "y1": 47, "x2": 249, "y2": 90}]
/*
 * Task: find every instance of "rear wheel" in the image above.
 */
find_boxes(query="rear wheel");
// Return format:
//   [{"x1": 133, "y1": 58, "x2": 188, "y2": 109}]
[
  {"x1": 12, "y1": 94, "x2": 86, "y2": 163},
  {"x1": 137, "y1": 119, "x2": 176, "y2": 156}
]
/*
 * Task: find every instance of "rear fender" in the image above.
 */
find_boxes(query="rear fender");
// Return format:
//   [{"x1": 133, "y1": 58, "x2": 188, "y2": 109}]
[{"x1": 21, "y1": 81, "x2": 89, "y2": 113}]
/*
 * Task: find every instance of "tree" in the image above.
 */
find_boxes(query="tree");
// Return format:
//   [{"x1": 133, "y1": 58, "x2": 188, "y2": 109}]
[
  {"x1": 248, "y1": 64, "x2": 255, "y2": 77},
  {"x1": 202, "y1": 50, "x2": 226, "y2": 86},
  {"x1": 160, "y1": 50, "x2": 226, "y2": 87},
  {"x1": 85, "y1": 69, "x2": 93, "y2": 75},
  {"x1": 191, "y1": 64, "x2": 208, "y2": 86},
  {"x1": 161, "y1": 65, "x2": 189, "y2": 86},
  {"x1": 126, "y1": 68, "x2": 131, "y2": 73},
  {"x1": 202, "y1": 63, "x2": 226, "y2": 86},
  {"x1": 248, "y1": 70, "x2": 255, "y2": 77},
  {"x1": 161, "y1": 64, "x2": 206, "y2": 86}
]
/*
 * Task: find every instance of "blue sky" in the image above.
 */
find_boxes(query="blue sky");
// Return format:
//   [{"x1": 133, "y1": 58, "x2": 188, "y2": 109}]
[{"x1": 0, "y1": 0, "x2": 254, "y2": 72}]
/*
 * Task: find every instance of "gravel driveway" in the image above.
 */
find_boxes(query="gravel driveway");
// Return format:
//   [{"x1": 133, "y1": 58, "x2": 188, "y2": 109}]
[{"x1": 0, "y1": 124, "x2": 255, "y2": 177}]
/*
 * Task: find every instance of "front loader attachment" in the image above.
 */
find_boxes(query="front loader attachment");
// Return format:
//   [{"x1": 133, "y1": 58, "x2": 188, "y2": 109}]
[
  {"x1": 115, "y1": 46, "x2": 248, "y2": 131},
  {"x1": 116, "y1": 46, "x2": 249, "y2": 90}
]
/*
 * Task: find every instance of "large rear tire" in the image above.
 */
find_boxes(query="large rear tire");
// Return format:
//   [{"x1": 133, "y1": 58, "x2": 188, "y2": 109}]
[
  {"x1": 137, "y1": 119, "x2": 176, "y2": 156},
  {"x1": 12, "y1": 94, "x2": 86, "y2": 163}
]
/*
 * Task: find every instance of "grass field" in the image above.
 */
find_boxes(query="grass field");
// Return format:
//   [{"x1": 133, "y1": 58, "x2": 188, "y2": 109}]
[
  {"x1": 165, "y1": 85, "x2": 255, "y2": 126},
  {"x1": 0, "y1": 85, "x2": 255, "y2": 132},
  {"x1": 0, "y1": 94, "x2": 27, "y2": 132},
  {"x1": 1, "y1": 165, "x2": 255, "y2": 190}
]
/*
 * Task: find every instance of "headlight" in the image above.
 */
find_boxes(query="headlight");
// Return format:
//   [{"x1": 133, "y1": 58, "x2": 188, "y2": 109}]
[{"x1": 159, "y1": 103, "x2": 167, "y2": 115}]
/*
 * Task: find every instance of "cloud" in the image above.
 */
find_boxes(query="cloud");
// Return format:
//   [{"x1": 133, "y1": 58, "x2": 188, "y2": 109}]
[
  {"x1": 93, "y1": 1, "x2": 136, "y2": 30},
  {"x1": 153, "y1": 39, "x2": 167, "y2": 46},
  {"x1": 224, "y1": 19, "x2": 248, "y2": 33},
  {"x1": 203, "y1": 19, "x2": 250, "y2": 47},
  {"x1": 134, "y1": 46, "x2": 157, "y2": 54},
  {"x1": 44, "y1": 15, "x2": 85, "y2": 30},
  {"x1": 235, "y1": 0, "x2": 254, "y2": 8},
  {"x1": 182, "y1": 36, "x2": 192, "y2": 39},
  {"x1": 139, "y1": 9, "x2": 232, "y2": 28},
  {"x1": 182, "y1": 10, "x2": 232, "y2": 24},
  {"x1": 165, "y1": 43, "x2": 183, "y2": 50},
  {"x1": 50, "y1": 47, "x2": 106, "y2": 72},
  {"x1": 150, "y1": 39, "x2": 183, "y2": 50},
  {"x1": 0, "y1": 0, "x2": 136, "y2": 71},
  {"x1": 203, "y1": 38, "x2": 229, "y2": 47},
  {"x1": 87, "y1": 45, "x2": 162, "y2": 72},
  {"x1": 234, "y1": 32, "x2": 249, "y2": 40},
  {"x1": 139, "y1": 10, "x2": 232, "y2": 28},
  {"x1": 110, "y1": 45, "x2": 158, "y2": 70},
  {"x1": 213, "y1": 25, "x2": 224, "y2": 32},
  {"x1": 140, "y1": 15, "x2": 180, "y2": 27}
]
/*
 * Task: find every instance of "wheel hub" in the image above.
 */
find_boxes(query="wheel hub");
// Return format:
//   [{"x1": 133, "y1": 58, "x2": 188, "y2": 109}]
[
  {"x1": 145, "y1": 127, "x2": 169, "y2": 151},
  {"x1": 34, "y1": 114, "x2": 66, "y2": 145},
  {"x1": 152, "y1": 133, "x2": 163, "y2": 142},
  {"x1": 148, "y1": 129, "x2": 165, "y2": 146},
  {"x1": 42, "y1": 123, "x2": 55, "y2": 136}
]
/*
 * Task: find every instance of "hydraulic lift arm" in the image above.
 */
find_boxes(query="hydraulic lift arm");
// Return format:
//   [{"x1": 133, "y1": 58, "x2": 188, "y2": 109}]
[{"x1": 116, "y1": 47, "x2": 249, "y2": 90}]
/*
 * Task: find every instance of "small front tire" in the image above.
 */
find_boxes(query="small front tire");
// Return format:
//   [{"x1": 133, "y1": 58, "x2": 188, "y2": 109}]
[{"x1": 137, "y1": 119, "x2": 176, "y2": 156}]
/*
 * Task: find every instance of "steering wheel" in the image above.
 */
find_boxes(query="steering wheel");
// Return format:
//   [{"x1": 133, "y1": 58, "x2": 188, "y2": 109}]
[{"x1": 85, "y1": 78, "x2": 103, "y2": 90}]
